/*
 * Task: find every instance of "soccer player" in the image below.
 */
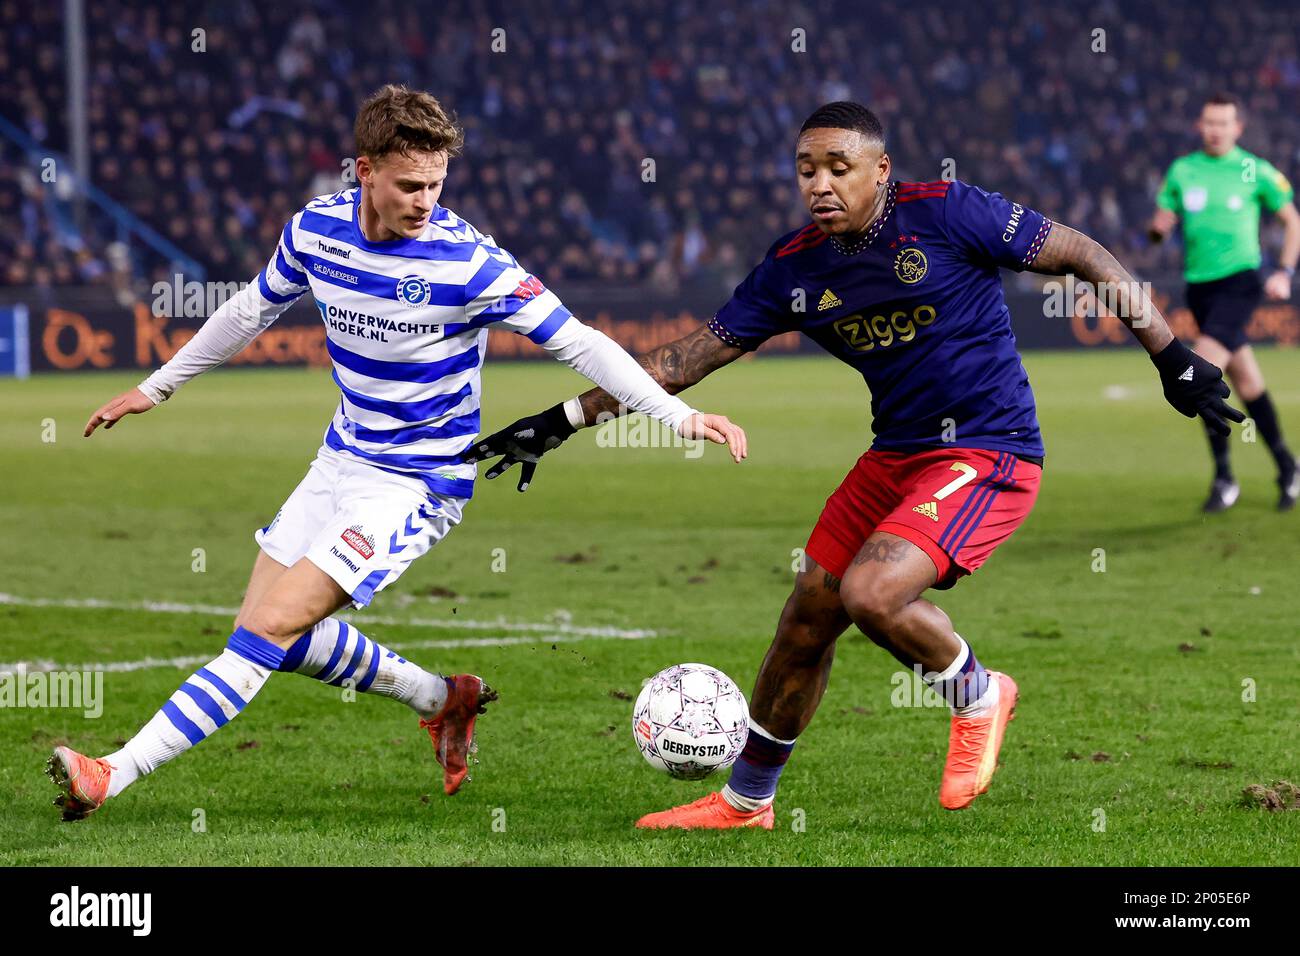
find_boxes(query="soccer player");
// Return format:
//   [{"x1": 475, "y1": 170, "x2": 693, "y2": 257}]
[
  {"x1": 466, "y1": 102, "x2": 1244, "y2": 828},
  {"x1": 49, "y1": 85, "x2": 747, "y2": 821},
  {"x1": 1150, "y1": 92, "x2": 1300, "y2": 512}
]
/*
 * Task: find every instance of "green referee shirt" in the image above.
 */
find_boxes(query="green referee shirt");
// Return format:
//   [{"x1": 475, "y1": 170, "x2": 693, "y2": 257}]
[{"x1": 1156, "y1": 146, "x2": 1294, "y2": 283}]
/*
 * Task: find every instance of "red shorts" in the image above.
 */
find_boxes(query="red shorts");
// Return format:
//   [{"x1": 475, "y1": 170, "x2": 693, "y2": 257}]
[{"x1": 806, "y1": 447, "x2": 1041, "y2": 588}]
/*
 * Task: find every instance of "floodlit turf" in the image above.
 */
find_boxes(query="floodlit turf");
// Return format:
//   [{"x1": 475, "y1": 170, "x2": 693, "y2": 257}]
[{"x1": 2, "y1": 349, "x2": 1298, "y2": 865}]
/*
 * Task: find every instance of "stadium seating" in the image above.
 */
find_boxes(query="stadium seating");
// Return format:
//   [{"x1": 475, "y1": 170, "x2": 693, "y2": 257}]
[{"x1": 3, "y1": 0, "x2": 1298, "y2": 297}]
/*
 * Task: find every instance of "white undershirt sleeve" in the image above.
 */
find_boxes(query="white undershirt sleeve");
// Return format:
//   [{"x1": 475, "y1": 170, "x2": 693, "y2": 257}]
[
  {"x1": 136, "y1": 283, "x2": 300, "y2": 404},
  {"x1": 539, "y1": 319, "x2": 698, "y2": 434},
  {"x1": 138, "y1": 220, "x2": 311, "y2": 404}
]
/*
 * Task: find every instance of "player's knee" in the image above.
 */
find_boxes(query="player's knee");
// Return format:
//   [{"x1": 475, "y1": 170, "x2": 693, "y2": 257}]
[
  {"x1": 240, "y1": 604, "x2": 306, "y2": 645},
  {"x1": 840, "y1": 578, "x2": 904, "y2": 639}
]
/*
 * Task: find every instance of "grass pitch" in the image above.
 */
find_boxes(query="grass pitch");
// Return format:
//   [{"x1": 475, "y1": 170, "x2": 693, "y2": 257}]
[{"x1": 2, "y1": 349, "x2": 1298, "y2": 865}]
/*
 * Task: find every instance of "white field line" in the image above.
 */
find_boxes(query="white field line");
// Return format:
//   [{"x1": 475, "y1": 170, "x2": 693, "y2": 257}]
[{"x1": 0, "y1": 592, "x2": 659, "y2": 675}]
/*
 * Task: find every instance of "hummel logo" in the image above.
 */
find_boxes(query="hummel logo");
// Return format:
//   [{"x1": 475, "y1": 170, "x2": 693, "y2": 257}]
[
  {"x1": 912, "y1": 500, "x2": 939, "y2": 522},
  {"x1": 818, "y1": 289, "x2": 843, "y2": 311},
  {"x1": 316, "y1": 240, "x2": 352, "y2": 259},
  {"x1": 1178, "y1": 365, "x2": 1194, "y2": 382}
]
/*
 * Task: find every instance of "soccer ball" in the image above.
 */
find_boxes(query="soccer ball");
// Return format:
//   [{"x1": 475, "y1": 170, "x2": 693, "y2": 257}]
[{"x1": 632, "y1": 663, "x2": 749, "y2": 779}]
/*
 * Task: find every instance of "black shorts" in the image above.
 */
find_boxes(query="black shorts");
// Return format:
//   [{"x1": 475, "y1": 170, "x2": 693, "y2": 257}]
[{"x1": 1185, "y1": 268, "x2": 1261, "y2": 352}]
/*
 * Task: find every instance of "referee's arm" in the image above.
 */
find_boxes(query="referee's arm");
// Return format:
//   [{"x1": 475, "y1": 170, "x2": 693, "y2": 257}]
[
  {"x1": 1263, "y1": 201, "x2": 1300, "y2": 300},
  {"x1": 1148, "y1": 207, "x2": 1178, "y2": 244},
  {"x1": 1149, "y1": 164, "x2": 1180, "y2": 243}
]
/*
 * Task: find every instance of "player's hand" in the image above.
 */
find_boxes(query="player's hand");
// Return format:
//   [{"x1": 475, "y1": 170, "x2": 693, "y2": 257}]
[
  {"x1": 1263, "y1": 269, "x2": 1293, "y2": 301},
  {"x1": 461, "y1": 403, "x2": 576, "y2": 492},
  {"x1": 1150, "y1": 339, "x2": 1246, "y2": 437},
  {"x1": 84, "y1": 387, "x2": 157, "y2": 437},
  {"x1": 678, "y1": 412, "x2": 748, "y2": 463}
]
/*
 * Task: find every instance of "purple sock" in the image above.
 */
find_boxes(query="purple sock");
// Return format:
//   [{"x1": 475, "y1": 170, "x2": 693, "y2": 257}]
[
  {"x1": 725, "y1": 723, "x2": 796, "y2": 803},
  {"x1": 927, "y1": 637, "x2": 989, "y2": 711}
]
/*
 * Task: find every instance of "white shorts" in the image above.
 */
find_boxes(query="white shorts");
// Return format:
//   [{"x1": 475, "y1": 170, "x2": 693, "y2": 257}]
[{"x1": 255, "y1": 444, "x2": 467, "y2": 609}]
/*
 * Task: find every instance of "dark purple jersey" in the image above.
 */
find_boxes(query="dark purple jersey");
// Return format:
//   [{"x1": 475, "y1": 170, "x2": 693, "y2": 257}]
[{"x1": 709, "y1": 180, "x2": 1052, "y2": 458}]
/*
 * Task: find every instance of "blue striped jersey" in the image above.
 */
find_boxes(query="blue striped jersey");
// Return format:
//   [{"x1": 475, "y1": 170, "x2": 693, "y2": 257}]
[{"x1": 258, "y1": 187, "x2": 578, "y2": 499}]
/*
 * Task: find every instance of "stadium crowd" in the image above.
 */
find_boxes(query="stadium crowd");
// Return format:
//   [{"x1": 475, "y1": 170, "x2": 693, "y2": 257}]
[{"x1": 4, "y1": 0, "x2": 1299, "y2": 298}]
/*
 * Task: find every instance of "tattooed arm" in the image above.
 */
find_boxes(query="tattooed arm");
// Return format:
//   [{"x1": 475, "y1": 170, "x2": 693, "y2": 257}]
[
  {"x1": 1028, "y1": 222, "x2": 1174, "y2": 355},
  {"x1": 573, "y1": 323, "x2": 745, "y2": 426},
  {"x1": 462, "y1": 323, "x2": 747, "y2": 489},
  {"x1": 1029, "y1": 222, "x2": 1244, "y2": 434}
]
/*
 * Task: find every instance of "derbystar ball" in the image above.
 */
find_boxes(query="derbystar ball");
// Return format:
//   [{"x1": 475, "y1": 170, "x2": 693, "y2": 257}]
[{"x1": 632, "y1": 663, "x2": 749, "y2": 779}]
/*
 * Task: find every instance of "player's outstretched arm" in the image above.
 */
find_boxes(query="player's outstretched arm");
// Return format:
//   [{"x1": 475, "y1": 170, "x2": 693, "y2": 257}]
[
  {"x1": 1029, "y1": 222, "x2": 1245, "y2": 435},
  {"x1": 83, "y1": 387, "x2": 159, "y2": 437},
  {"x1": 83, "y1": 280, "x2": 298, "y2": 437},
  {"x1": 570, "y1": 322, "x2": 746, "y2": 425},
  {"x1": 84, "y1": 225, "x2": 309, "y2": 437},
  {"x1": 81, "y1": 281, "x2": 277, "y2": 439},
  {"x1": 464, "y1": 323, "x2": 745, "y2": 490}
]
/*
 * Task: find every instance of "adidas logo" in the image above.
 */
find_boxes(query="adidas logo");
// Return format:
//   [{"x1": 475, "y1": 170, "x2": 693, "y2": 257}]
[
  {"x1": 817, "y1": 289, "x2": 843, "y2": 311},
  {"x1": 1179, "y1": 365, "x2": 1194, "y2": 382},
  {"x1": 912, "y1": 500, "x2": 939, "y2": 522}
]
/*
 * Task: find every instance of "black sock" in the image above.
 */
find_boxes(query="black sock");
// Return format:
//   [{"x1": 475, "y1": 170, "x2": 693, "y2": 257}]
[
  {"x1": 1245, "y1": 392, "x2": 1294, "y2": 475},
  {"x1": 1205, "y1": 423, "x2": 1233, "y2": 481}
]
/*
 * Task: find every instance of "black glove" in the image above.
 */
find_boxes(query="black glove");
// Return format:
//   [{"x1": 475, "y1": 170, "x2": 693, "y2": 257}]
[
  {"x1": 461, "y1": 403, "x2": 576, "y2": 491},
  {"x1": 1151, "y1": 339, "x2": 1246, "y2": 437}
]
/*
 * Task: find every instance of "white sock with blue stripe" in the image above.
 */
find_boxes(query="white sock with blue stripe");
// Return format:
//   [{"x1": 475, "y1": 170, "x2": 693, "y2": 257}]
[
  {"x1": 101, "y1": 623, "x2": 448, "y2": 798},
  {"x1": 280, "y1": 618, "x2": 449, "y2": 718},
  {"x1": 103, "y1": 636, "x2": 275, "y2": 798}
]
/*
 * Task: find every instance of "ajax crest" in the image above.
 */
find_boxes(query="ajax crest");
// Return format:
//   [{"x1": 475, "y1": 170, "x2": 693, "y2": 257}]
[{"x1": 894, "y1": 246, "x2": 928, "y2": 284}]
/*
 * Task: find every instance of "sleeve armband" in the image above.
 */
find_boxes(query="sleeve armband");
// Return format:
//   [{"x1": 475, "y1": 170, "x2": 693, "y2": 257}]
[
  {"x1": 707, "y1": 316, "x2": 750, "y2": 350},
  {"x1": 1022, "y1": 218, "x2": 1053, "y2": 269}
]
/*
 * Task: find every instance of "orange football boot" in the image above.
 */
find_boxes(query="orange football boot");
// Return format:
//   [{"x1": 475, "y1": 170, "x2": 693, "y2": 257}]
[
  {"x1": 636, "y1": 791, "x2": 775, "y2": 830},
  {"x1": 420, "y1": 674, "x2": 498, "y2": 795},
  {"x1": 46, "y1": 746, "x2": 113, "y2": 822},
  {"x1": 939, "y1": 670, "x2": 1018, "y2": 810}
]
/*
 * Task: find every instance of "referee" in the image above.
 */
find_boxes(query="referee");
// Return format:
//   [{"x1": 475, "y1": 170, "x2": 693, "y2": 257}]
[{"x1": 1150, "y1": 92, "x2": 1300, "y2": 512}]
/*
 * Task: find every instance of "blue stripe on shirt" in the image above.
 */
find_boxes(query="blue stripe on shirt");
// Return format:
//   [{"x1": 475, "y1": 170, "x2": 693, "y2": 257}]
[
  {"x1": 327, "y1": 336, "x2": 479, "y2": 384},
  {"x1": 282, "y1": 221, "x2": 302, "y2": 263},
  {"x1": 298, "y1": 251, "x2": 465, "y2": 305},
  {"x1": 463, "y1": 256, "x2": 510, "y2": 304},
  {"x1": 332, "y1": 370, "x2": 474, "y2": 423},
  {"x1": 460, "y1": 291, "x2": 532, "y2": 324},
  {"x1": 526, "y1": 306, "x2": 573, "y2": 344},
  {"x1": 442, "y1": 305, "x2": 528, "y2": 337},
  {"x1": 258, "y1": 270, "x2": 303, "y2": 305},
  {"x1": 326, "y1": 423, "x2": 467, "y2": 469},
  {"x1": 273, "y1": 246, "x2": 309, "y2": 287},
  {"x1": 448, "y1": 297, "x2": 567, "y2": 338},
  {"x1": 298, "y1": 209, "x2": 480, "y2": 262},
  {"x1": 346, "y1": 409, "x2": 480, "y2": 446}
]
